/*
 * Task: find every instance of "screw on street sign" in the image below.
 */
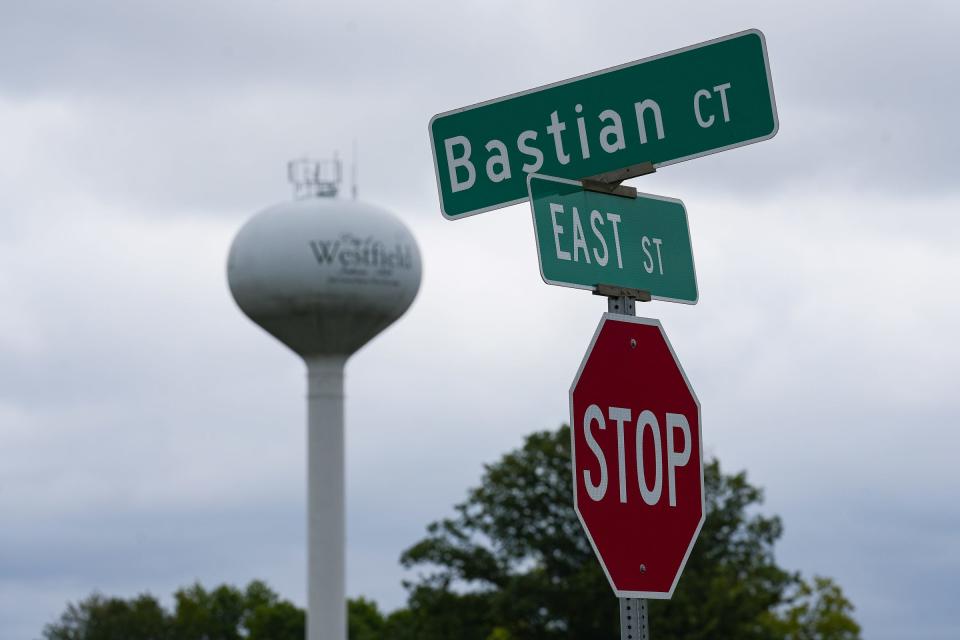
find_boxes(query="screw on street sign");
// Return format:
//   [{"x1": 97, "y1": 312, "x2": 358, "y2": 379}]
[
  {"x1": 570, "y1": 314, "x2": 704, "y2": 598},
  {"x1": 430, "y1": 29, "x2": 778, "y2": 219},
  {"x1": 527, "y1": 174, "x2": 697, "y2": 303}
]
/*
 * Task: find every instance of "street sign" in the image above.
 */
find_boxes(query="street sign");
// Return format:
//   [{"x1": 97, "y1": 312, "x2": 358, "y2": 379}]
[
  {"x1": 528, "y1": 174, "x2": 697, "y2": 303},
  {"x1": 570, "y1": 314, "x2": 703, "y2": 598},
  {"x1": 431, "y1": 29, "x2": 778, "y2": 219}
]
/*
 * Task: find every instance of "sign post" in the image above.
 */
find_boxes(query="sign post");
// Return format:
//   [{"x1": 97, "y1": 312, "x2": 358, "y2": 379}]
[
  {"x1": 620, "y1": 597, "x2": 649, "y2": 640},
  {"x1": 571, "y1": 303, "x2": 704, "y2": 638},
  {"x1": 570, "y1": 311, "x2": 703, "y2": 595},
  {"x1": 427, "y1": 27, "x2": 771, "y2": 640},
  {"x1": 528, "y1": 173, "x2": 697, "y2": 303},
  {"x1": 430, "y1": 29, "x2": 778, "y2": 219}
]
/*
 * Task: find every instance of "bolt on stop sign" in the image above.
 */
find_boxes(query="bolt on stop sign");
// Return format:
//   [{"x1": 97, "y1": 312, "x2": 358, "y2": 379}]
[{"x1": 570, "y1": 314, "x2": 704, "y2": 598}]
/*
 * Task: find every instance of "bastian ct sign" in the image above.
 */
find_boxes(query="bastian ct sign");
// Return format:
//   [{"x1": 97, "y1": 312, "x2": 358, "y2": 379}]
[
  {"x1": 570, "y1": 314, "x2": 704, "y2": 598},
  {"x1": 430, "y1": 29, "x2": 778, "y2": 219}
]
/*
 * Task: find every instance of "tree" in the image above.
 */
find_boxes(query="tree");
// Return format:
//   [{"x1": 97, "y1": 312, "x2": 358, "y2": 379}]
[
  {"x1": 348, "y1": 597, "x2": 384, "y2": 640},
  {"x1": 765, "y1": 576, "x2": 861, "y2": 640},
  {"x1": 42, "y1": 593, "x2": 169, "y2": 640},
  {"x1": 42, "y1": 426, "x2": 861, "y2": 640},
  {"x1": 42, "y1": 581, "x2": 304, "y2": 640},
  {"x1": 398, "y1": 425, "x2": 861, "y2": 640},
  {"x1": 242, "y1": 581, "x2": 305, "y2": 640}
]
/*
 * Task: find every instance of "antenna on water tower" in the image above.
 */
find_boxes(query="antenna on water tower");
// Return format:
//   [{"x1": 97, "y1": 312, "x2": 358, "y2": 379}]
[
  {"x1": 227, "y1": 158, "x2": 422, "y2": 640},
  {"x1": 288, "y1": 156, "x2": 342, "y2": 199}
]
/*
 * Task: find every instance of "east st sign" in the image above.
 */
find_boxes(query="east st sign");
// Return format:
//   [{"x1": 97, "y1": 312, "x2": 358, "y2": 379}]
[
  {"x1": 431, "y1": 29, "x2": 778, "y2": 219},
  {"x1": 570, "y1": 315, "x2": 704, "y2": 598},
  {"x1": 528, "y1": 174, "x2": 697, "y2": 303}
]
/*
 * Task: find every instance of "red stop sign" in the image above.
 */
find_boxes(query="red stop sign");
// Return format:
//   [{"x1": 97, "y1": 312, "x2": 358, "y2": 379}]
[{"x1": 570, "y1": 314, "x2": 703, "y2": 598}]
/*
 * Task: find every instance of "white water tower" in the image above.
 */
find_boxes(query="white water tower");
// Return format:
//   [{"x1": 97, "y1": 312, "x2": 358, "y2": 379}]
[{"x1": 226, "y1": 158, "x2": 422, "y2": 640}]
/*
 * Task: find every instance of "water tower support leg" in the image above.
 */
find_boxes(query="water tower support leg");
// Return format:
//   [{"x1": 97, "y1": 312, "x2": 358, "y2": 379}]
[{"x1": 306, "y1": 356, "x2": 348, "y2": 640}]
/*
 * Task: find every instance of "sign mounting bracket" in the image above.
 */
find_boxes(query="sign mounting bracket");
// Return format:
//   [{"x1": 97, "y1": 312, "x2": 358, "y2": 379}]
[
  {"x1": 594, "y1": 284, "x2": 651, "y2": 316},
  {"x1": 581, "y1": 162, "x2": 656, "y2": 199},
  {"x1": 582, "y1": 162, "x2": 656, "y2": 310}
]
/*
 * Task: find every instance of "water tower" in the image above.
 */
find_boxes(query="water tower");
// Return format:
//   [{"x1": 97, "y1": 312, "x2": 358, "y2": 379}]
[{"x1": 226, "y1": 158, "x2": 422, "y2": 640}]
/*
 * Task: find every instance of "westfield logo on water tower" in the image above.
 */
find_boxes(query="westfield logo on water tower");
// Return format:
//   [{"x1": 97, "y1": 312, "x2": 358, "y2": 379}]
[{"x1": 309, "y1": 233, "x2": 416, "y2": 284}]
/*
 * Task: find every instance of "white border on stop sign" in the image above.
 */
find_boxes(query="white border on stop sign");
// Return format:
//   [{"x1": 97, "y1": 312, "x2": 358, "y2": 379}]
[{"x1": 568, "y1": 313, "x2": 705, "y2": 599}]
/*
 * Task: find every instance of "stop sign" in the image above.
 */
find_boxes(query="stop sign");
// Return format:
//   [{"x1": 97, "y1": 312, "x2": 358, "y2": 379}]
[{"x1": 570, "y1": 313, "x2": 703, "y2": 598}]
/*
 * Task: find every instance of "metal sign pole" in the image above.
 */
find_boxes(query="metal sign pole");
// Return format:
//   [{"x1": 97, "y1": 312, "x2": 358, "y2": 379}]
[
  {"x1": 619, "y1": 597, "x2": 649, "y2": 640},
  {"x1": 602, "y1": 290, "x2": 651, "y2": 640},
  {"x1": 588, "y1": 169, "x2": 655, "y2": 640}
]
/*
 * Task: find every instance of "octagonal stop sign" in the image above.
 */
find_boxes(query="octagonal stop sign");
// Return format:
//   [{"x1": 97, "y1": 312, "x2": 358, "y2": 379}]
[{"x1": 570, "y1": 313, "x2": 703, "y2": 598}]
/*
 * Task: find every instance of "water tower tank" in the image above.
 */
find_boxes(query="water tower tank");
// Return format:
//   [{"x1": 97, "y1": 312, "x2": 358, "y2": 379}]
[
  {"x1": 226, "y1": 158, "x2": 421, "y2": 640},
  {"x1": 228, "y1": 161, "x2": 421, "y2": 357}
]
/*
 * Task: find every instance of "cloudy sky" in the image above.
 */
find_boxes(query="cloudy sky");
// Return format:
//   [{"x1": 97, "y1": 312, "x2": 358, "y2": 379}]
[{"x1": 1, "y1": 1, "x2": 958, "y2": 638}]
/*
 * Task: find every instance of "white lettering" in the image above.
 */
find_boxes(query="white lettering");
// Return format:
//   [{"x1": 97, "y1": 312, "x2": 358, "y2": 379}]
[
  {"x1": 635, "y1": 410, "x2": 663, "y2": 506},
  {"x1": 549, "y1": 203, "x2": 571, "y2": 261},
  {"x1": 609, "y1": 407, "x2": 631, "y2": 503},
  {"x1": 547, "y1": 110, "x2": 571, "y2": 165},
  {"x1": 642, "y1": 236, "x2": 654, "y2": 273},
  {"x1": 584, "y1": 404, "x2": 608, "y2": 501},
  {"x1": 571, "y1": 207, "x2": 590, "y2": 264},
  {"x1": 484, "y1": 139, "x2": 511, "y2": 183},
  {"x1": 598, "y1": 109, "x2": 626, "y2": 153},
  {"x1": 694, "y1": 89, "x2": 714, "y2": 128},
  {"x1": 589, "y1": 210, "x2": 609, "y2": 267},
  {"x1": 582, "y1": 407, "x2": 695, "y2": 507},
  {"x1": 517, "y1": 130, "x2": 544, "y2": 173},
  {"x1": 666, "y1": 413, "x2": 692, "y2": 507},
  {"x1": 652, "y1": 238, "x2": 664, "y2": 275},
  {"x1": 575, "y1": 103, "x2": 590, "y2": 160},
  {"x1": 634, "y1": 99, "x2": 665, "y2": 144},
  {"x1": 444, "y1": 135, "x2": 475, "y2": 193},
  {"x1": 714, "y1": 83, "x2": 732, "y2": 122},
  {"x1": 606, "y1": 213, "x2": 624, "y2": 269}
]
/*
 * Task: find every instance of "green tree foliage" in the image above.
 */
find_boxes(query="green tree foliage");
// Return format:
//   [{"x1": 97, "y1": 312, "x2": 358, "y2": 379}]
[
  {"x1": 398, "y1": 425, "x2": 861, "y2": 640},
  {"x1": 42, "y1": 580, "x2": 304, "y2": 640},
  {"x1": 398, "y1": 427, "x2": 610, "y2": 639},
  {"x1": 42, "y1": 427, "x2": 861, "y2": 640},
  {"x1": 42, "y1": 594, "x2": 169, "y2": 640},
  {"x1": 242, "y1": 581, "x2": 304, "y2": 640},
  {"x1": 764, "y1": 576, "x2": 861, "y2": 640},
  {"x1": 348, "y1": 597, "x2": 384, "y2": 640}
]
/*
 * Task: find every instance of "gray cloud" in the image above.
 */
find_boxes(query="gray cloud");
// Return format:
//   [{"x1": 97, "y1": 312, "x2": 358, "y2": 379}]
[
  {"x1": 1, "y1": 0, "x2": 956, "y2": 227},
  {"x1": 1, "y1": 2, "x2": 959, "y2": 639}
]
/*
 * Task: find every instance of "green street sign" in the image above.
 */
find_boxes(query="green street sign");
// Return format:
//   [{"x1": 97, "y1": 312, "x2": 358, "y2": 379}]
[
  {"x1": 430, "y1": 29, "x2": 778, "y2": 220},
  {"x1": 528, "y1": 174, "x2": 697, "y2": 304}
]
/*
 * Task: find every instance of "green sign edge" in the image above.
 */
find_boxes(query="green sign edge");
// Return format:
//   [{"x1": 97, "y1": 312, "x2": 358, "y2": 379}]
[
  {"x1": 527, "y1": 173, "x2": 699, "y2": 305},
  {"x1": 430, "y1": 28, "x2": 779, "y2": 220}
]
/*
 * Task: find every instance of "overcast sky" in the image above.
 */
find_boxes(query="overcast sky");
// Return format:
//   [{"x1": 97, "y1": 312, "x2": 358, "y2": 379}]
[{"x1": 1, "y1": 1, "x2": 958, "y2": 638}]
